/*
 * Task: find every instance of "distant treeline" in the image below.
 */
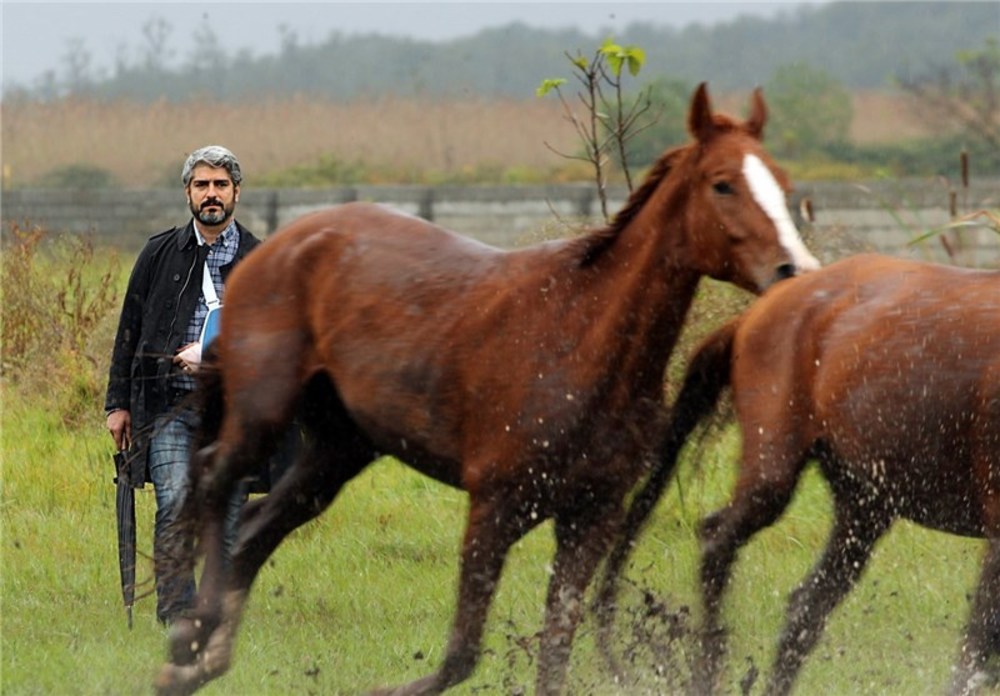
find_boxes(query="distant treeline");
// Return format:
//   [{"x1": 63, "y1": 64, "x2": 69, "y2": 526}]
[{"x1": 7, "y1": 1, "x2": 997, "y2": 102}]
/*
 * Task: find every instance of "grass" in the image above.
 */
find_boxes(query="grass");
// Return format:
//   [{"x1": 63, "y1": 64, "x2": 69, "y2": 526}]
[{"x1": 2, "y1": 392, "x2": 992, "y2": 695}]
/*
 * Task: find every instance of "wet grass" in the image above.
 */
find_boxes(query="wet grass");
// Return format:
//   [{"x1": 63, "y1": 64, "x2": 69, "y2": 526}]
[{"x1": 2, "y1": 395, "x2": 994, "y2": 695}]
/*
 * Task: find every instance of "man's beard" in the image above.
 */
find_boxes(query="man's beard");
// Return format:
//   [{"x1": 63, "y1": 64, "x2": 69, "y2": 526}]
[{"x1": 191, "y1": 198, "x2": 234, "y2": 226}]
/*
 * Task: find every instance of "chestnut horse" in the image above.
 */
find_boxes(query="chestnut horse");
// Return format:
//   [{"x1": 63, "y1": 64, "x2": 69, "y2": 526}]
[
  {"x1": 600, "y1": 253, "x2": 1000, "y2": 695},
  {"x1": 154, "y1": 83, "x2": 820, "y2": 696}
]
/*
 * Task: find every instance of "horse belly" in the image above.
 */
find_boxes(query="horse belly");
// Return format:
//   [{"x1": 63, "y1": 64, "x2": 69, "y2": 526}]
[
  {"x1": 888, "y1": 459, "x2": 985, "y2": 536},
  {"x1": 332, "y1": 368, "x2": 467, "y2": 486},
  {"x1": 823, "y1": 431, "x2": 987, "y2": 537}
]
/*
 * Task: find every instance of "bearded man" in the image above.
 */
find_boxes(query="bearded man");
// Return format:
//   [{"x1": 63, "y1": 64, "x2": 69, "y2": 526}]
[{"x1": 105, "y1": 145, "x2": 261, "y2": 625}]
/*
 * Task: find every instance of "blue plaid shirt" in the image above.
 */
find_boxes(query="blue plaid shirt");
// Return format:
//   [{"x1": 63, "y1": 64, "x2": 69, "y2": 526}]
[{"x1": 173, "y1": 220, "x2": 239, "y2": 390}]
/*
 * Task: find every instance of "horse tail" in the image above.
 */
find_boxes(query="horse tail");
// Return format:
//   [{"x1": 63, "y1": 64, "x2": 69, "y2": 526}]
[{"x1": 595, "y1": 318, "x2": 737, "y2": 674}]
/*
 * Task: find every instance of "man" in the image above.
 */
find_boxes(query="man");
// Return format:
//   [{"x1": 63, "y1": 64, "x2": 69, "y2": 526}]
[{"x1": 105, "y1": 145, "x2": 260, "y2": 625}]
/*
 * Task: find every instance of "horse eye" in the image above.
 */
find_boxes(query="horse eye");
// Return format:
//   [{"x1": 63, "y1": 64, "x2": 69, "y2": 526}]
[{"x1": 713, "y1": 181, "x2": 734, "y2": 195}]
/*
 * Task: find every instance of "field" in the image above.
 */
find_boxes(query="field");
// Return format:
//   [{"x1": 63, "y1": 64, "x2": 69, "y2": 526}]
[
  {"x1": 2, "y1": 394, "x2": 991, "y2": 695},
  {"x1": 2, "y1": 232, "x2": 995, "y2": 695},
  {"x1": 0, "y1": 90, "x2": 932, "y2": 189}
]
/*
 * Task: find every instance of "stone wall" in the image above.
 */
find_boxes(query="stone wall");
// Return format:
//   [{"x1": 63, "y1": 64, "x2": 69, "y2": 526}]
[{"x1": 3, "y1": 180, "x2": 997, "y2": 265}]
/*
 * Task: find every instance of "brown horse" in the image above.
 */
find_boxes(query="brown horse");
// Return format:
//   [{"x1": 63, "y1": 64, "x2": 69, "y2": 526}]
[
  {"x1": 153, "y1": 82, "x2": 820, "y2": 696},
  {"x1": 600, "y1": 253, "x2": 1000, "y2": 695}
]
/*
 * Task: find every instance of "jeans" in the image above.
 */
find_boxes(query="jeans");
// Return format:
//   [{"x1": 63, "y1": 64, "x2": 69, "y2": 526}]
[{"x1": 148, "y1": 405, "x2": 246, "y2": 624}]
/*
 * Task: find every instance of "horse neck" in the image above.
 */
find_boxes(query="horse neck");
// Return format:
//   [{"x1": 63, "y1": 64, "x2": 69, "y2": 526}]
[{"x1": 584, "y1": 186, "x2": 702, "y2": 384}]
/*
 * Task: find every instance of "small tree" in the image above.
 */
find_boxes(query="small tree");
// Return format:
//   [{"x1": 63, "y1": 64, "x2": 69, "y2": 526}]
[{"x1": 537, "y1": 39, "x2": 656, "y2": 221}]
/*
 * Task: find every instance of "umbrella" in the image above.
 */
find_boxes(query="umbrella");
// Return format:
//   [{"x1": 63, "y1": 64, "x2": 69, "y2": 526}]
[{"x1": 114, "y1": 450, "x2": 136, "y2": 629}]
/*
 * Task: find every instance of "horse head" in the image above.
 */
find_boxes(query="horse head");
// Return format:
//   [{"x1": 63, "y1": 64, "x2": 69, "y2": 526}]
[{"x1": 676, "y1": 82, "x2": 820, "y2": 293}]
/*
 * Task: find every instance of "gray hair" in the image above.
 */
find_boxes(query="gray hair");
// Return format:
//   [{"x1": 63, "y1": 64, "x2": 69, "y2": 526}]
[{"x1": 181, "y1": 145, "x2": 243, "y2": 186}]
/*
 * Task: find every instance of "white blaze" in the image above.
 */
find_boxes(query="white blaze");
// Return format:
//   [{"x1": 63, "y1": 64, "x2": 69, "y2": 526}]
[{"x1": 743, "y1": 154, "x2": 821, "y2": 271}]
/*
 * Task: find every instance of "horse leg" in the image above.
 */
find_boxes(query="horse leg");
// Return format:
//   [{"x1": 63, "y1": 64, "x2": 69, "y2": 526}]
[
  {"x1": 157, "y1": 448, "x2": 355, "y2": 694},
  {"x1": 949, "y1": 455, "x2": 1000, "y2": 696},
  {"x1": 154, "y1": 429, "x2": 273, "y2": 696},
  {"x1": 157, "y1": 378, "x2": 369, "y2": 695},
  {"x1": 168, "y1": 360, "x2": 305, "y2": 665},
  {"x1": 535, "y1": 505, "x2": 622, "y2": 695},
  {"x1": 948, "y1": 537, "x2": 1000, "y2": 695},
  {"x1": 764, "y1": 493, "x2": 891, "y2": 696},
  {"x1": 371, "y1": 493, "x2": 533, "y2": 696},
  {"x1": 946, "y1": 383, "x2": 1000, "y2": 696},
  {"x1": 694, "y1": 460, "x2": 804, "y2": 695}
]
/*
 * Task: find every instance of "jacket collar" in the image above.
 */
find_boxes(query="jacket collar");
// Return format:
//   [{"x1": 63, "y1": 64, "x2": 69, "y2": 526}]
[
  {"x1": 174, "y1": 218, "x2": 245, "y2": 251},
  {"x1": 175, "y1": 220, "x2": 199, "y2": 251}
]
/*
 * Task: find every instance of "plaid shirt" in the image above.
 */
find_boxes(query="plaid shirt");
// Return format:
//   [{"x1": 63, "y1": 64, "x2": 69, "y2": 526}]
[{"x1": 173, "y1": 220, "x2": 239, "y2": 390}]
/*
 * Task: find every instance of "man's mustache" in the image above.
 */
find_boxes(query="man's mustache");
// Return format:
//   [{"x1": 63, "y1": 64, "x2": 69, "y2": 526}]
[{"x1": 201, "y1": 198, "x2": 223, "y2": 209}]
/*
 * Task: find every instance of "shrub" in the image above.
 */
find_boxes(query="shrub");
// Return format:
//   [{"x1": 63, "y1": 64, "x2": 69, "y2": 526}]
[{"x1": 1, "y1": 223, "x2": 121, "y2": 426}]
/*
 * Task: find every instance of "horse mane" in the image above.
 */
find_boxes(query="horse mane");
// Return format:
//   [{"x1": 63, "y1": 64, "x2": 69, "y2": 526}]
[{"x1": 575, "y1": 145, "x2": 687, "y2": 268}]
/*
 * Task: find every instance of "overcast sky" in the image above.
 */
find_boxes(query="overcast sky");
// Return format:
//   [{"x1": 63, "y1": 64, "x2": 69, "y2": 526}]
[{"x1": 2, "y1": 1, "x2": 826, "y2": 88}]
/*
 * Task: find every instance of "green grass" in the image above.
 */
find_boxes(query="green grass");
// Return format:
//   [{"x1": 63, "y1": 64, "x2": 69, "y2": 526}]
[{"x1": 2, "y1": 395, "x2": 994, "y2": 696}]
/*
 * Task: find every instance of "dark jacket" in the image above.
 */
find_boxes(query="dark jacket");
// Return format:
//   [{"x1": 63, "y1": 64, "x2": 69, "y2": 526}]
[{"x1": 105, "y1": 220, "x2": 261, "y2": 486}]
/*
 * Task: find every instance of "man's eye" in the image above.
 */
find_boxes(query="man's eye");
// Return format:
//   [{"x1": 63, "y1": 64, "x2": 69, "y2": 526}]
[{"x1": 713, "y1": 181, "x2": 734, "y2": 195}]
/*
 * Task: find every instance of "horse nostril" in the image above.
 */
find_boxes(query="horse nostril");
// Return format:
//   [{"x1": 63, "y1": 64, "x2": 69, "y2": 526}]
[{"x1": 775, "y1": 263, "x2": 796, "y2": 280}]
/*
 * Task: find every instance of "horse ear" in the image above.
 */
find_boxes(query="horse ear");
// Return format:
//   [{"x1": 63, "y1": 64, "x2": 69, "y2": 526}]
[
  {"x1": 746, "y1": 86, "x2": 767, "y2": 140},
  {"x1": 688, "y1": 82, "x2": 716, "y2": 143}
]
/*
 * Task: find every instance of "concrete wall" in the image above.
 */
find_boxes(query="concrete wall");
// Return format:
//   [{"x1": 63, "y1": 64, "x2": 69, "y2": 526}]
[
  {"x1": 3, "y1": 180, "x2": 997, "y2": 265},
  {"x1": 795, "y1": 179, "x2": 999, "y2": 267}
]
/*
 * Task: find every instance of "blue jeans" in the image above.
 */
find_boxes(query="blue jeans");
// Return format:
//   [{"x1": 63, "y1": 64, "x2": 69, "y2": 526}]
[{"x1": 148, "y1": 406, "x2": 246, "y2": 624}]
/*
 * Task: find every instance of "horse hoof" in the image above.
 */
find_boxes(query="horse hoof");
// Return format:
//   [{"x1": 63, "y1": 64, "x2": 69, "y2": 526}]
[
  {"x1": 154, "y1": 663, "x2": 197, "y2": 696},
  {"x1": 168, "y1": 617, "x2": 204, "y2": 665}
]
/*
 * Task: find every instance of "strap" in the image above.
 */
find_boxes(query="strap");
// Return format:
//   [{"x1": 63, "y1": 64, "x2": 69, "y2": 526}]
[{"x1": 201, "y1": 261, "x2": 221, "y2": 309}]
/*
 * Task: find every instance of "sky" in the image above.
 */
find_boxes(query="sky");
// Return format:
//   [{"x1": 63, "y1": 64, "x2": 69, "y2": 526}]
[{"x1": 1, "y1": 1, "x2": 826, "y2": 89}]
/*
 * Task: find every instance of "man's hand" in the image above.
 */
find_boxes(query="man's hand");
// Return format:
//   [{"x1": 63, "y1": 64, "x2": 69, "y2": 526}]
[
  {"x1": 107, "y1": 409, "x2": 132, "y2": 451},
  {"x1": 174, "y1": 342, "x2": 202, "y2": 372}
]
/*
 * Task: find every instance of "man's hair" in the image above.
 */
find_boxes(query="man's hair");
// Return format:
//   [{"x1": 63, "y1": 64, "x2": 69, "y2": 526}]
[{"x1": 181, "y1": 145, "x2": 243, "y2": 187}]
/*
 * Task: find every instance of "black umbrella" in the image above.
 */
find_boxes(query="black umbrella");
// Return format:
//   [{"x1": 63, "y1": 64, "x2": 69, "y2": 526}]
[{"x1": 114, "y1": 450, "x2": 136, "y2": 629}]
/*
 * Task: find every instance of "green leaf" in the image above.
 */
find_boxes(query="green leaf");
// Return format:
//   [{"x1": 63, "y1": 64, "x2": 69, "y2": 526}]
[
  {"x1": 605, "y1": 53, "x2": 624, "y2": 76},
  {"x1": 624, "y1": 46, "x2": 646, "y2": 76},
  {"x1": 536, "y1": 78, "x2": 566, "y2": 97},
  {"x1": 599, "y1": 40, "x2": 645, "y2": 78}
]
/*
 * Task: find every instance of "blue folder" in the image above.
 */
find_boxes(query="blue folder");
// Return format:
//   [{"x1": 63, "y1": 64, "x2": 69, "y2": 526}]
[{"x1": 200, "y1": 306, "x2": 222, "y2": 350}]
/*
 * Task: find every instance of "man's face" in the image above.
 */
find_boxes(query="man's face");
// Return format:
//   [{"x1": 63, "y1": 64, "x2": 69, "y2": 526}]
[{"x1": 186, "y1": 164, "x2": 239, "y2": 227}]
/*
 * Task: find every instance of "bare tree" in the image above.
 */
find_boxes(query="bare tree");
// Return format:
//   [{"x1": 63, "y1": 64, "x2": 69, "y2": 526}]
[
  {"x1": 141, "y1": 16, "x2": 175, "y2": 73},
  {"x1": 61, "y1": 38, "x2": 93, "y2": 94},
  {"x1": 898, "y1": 37, "x2": 1000, "y2": 151}
]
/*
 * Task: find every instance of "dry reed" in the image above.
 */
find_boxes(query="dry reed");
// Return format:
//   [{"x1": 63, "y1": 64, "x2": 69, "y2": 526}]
[
  {"x1": 2, "y1": 91, "x2": 936, "y2": 189},
  {"x1": 2, "y1": 95, "x2": 578, "y2": 187}
]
